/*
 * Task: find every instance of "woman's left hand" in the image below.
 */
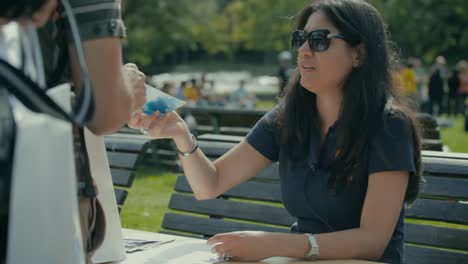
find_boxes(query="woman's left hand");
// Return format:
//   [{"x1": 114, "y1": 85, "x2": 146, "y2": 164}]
[{"x1": 207, "y1": 231, "x2": 274, "y2": 262}]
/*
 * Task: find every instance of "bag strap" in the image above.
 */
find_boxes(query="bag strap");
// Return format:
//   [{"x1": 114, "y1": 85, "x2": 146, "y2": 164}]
[{"x1": 0, "y1": 59, "x2": 89, "y2": 123}]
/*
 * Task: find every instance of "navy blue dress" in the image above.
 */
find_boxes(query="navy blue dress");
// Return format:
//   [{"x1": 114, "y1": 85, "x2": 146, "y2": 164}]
[{"x1": 246, "y1": 106, "x2": 415, "y2": 264}]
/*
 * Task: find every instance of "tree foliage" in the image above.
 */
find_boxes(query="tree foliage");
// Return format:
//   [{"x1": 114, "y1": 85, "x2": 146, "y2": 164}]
[{"x1": 122, "y1": 0, "x2": 468, "y2": 69}]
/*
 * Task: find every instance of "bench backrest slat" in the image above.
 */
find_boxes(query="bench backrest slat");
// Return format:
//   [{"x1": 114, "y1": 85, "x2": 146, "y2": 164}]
[
  {"x1": 105, "y1": 133, "x2": 150, "y2": 209},
  {"x1": 175, "y1": 176, "x2": 282, "y2": 202},
  {"x1": 114, "y1": 189, "x2": 128, "y2": 206},
  {"x1": 110, "y1": 169, "x2": 134, "y2": 187},
  {"x1": 423, "y1": 157, "x2": 468, "y2": 176},
  {"x1": 422, "y1": 175, "x2": 468, "y2": 199},
  {"x1": 162, "y1": 213, "x2": 289, "y2": 238},
  {"x1": 169, "y1": 193, "x2": 295, "y2": 227},
  {"x1": 405, "y1": 244, "x2": 468, "y2": 264},
  {"x1": 107, "y1": 152, "x2": 138, "y2": 170},
  {"x1": 406, "y1": 198, "x2": 468, "y2": 225},
  {"x1": 406, "y1": 223, "x2": 468, "y2": 251}
]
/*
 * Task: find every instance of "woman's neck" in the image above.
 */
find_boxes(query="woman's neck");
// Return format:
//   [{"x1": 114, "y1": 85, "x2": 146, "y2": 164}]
[{"x1": 315, "y1": 91, "x2": 342, "y2": 133}]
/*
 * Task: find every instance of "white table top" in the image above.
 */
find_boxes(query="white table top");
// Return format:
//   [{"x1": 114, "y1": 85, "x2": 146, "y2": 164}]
[{"x1": 118, "y1": 228, "x2": 379, "y2": 264}]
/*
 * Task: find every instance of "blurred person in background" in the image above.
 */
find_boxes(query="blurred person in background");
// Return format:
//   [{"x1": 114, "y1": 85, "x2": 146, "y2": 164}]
[
  {"x1": 448, "y1": 63, "x2": 461, "y2": 116},
  {"x1": 184, "y1": 78, "x2": 201, "y2": 103},
  {"x1": 162, "y1": 80, "x2": 177, "y2": 97},
  {"x1": 175, "y1": 80, "x2": 186, "y2": 100},
  {"x1": 399, "y1": 61, "x2": 417, "y2": 109},
  {"x1": 428, "y1": 56, "x2": 447, "y2": 115},
  {"x1": 230, "y1": 80, "x2": 256, "y2": 109},
  {"x1": 457, "y1": 60, "x2": 468, "y2": 115},
  {"x1": 411, "y1": 58, "x2": 427, "y2": 111}
]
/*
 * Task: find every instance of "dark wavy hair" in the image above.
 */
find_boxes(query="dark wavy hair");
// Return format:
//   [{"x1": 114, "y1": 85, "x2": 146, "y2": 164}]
[{"x1": 276, "y1": 0, "x2": 422, "y2": 203}]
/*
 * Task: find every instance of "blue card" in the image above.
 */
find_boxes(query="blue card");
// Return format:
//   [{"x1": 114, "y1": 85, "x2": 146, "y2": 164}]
[{"x1": 142, "y1": 84, "x2": 185, "y2": 115}]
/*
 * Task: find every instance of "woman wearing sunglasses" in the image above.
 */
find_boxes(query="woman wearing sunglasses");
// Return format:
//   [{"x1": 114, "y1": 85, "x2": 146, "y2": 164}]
[{"x1": 130, "y1": 0, "x2": 421, "y2": 263}]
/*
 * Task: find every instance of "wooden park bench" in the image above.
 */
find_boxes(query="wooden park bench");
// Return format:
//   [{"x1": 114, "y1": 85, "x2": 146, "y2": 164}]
[{"x1": 161, "y1": 134, "x2": 468, "y2": 264}]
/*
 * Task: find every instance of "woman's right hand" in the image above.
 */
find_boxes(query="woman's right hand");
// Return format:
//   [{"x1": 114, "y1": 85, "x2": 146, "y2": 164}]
[{"x1": 128, "y1": 111, "x2": 190, "y2": 140}]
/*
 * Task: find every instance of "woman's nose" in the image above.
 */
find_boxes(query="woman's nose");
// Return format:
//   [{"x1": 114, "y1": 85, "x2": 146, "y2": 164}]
[{"x1": 298, "y1": 40, "x2": 314, "y2": 56}]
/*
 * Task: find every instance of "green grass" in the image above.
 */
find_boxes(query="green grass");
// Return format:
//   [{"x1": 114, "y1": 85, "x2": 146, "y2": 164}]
[
  {"x1": 121, "y1": 115, "x2": 468, "y2": 233},
  {"x1": 439, "y1": 116, "x2": 468, "y2": 153},
  {"x1": 120, "y1": 167, "x2": 176, "y2": 232},
  {"x1": 256, "y1": 100, "x2": 276, "y2": 109}
]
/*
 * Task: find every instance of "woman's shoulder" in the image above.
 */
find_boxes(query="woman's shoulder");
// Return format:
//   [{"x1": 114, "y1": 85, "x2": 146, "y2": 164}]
[
  {"x1": 373, "y1": 107, "x2": 414, "y2": 141},
  {"x1": 260, "y1": 104, "x2": 282, "y2": 127}
]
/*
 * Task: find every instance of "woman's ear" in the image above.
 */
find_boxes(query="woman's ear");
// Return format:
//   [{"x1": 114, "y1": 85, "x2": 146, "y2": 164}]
[{"x1": 352, "y1": 43, "x2": 365, "y2": 68}]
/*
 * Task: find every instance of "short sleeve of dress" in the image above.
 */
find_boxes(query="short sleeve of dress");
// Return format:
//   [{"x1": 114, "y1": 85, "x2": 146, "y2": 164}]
[
  {"x1": 64, "y1": 0, "x2": 126, "y2": 42},
  {"x1": 245, "y1": 106, "x2": 281, "y2": 162},
  {"x1": 368, "y1": 112, "x2": 416, "y2": 175}
]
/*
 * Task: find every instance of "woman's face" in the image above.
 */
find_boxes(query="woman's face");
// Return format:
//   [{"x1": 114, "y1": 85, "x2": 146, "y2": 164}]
[{"x1": 298, "y1": 10, "x2": 357, "y2": 96}]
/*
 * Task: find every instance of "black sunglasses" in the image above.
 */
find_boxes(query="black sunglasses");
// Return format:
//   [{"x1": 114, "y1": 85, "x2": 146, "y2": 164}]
[{"x1": 291, "y1": 29, "x2": 347, "y2": 52}]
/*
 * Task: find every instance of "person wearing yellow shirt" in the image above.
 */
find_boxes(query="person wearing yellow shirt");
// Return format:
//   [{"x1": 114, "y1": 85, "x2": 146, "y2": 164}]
[
  {"x1": 184, "y1": 79, "x2": 201, "y2": 101},
  {"x1": 401, "y1": 62, "x2": 417, "y2": 96}
]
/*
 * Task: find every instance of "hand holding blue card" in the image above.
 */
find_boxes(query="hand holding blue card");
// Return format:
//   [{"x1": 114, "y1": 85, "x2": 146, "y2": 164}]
[{"x1": 142, "y1": 84, "x2": 185, "y2": 115}]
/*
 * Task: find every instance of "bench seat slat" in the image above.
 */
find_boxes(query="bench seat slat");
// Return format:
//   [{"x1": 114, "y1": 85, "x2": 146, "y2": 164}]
[
  {"x1": 175, "y1": 176, "x2": 282, "y2": 202},
  {"x1": 162, "y1": 213, "x2": 288, "y2": 237},
  {"x1": 169, "y1": 193, "x2": 295, "y2": 227}
]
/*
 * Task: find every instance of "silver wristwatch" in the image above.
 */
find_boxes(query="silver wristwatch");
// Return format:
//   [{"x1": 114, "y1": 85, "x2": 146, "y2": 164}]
[{"x1": 305, "y1": 233, "x2": 320, "y2": 260}]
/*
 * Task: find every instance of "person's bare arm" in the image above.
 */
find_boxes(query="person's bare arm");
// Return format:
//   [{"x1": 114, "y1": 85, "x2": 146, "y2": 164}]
[
  {"x1": 69, "y1": 39, "x2": 145, "y2": 135},
  {"x1": 176, "y1": 134, "x2": 272, "y2": 200},
  {"x1": 129, "y1": 111, "x2": 272, "y2": 199}
]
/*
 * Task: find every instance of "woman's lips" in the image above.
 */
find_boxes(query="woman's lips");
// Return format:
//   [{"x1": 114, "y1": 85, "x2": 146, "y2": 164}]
[{"x1": 300, "y1": 64, "x2": 316, "y2": 70}]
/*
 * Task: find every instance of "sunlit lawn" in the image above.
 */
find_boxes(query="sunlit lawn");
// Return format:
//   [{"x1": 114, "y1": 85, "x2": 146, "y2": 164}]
[
  {"x1": 121, "y1": 115, "x2": 468, "y2": 232},
  {"x1": 439, "y1": 116, "x2": 468, "y2": 153},
  {"x1": 120, "y1": 167, "x2": 177, "y2": 232}
]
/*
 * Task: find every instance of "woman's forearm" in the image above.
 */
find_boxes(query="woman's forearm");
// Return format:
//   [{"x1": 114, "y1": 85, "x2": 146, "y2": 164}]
[
  {"x1": 174, "y1": 133, "x2": 219, "y2": 200},
  {"x1": 314, "y1": 228, "x2": 386, "y2": 261},
  {"x1": 266, "y1": 229, "x2": 386, "y2": 261}
]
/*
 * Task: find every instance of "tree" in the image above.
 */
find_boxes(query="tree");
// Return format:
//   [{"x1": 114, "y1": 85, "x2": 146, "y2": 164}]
[
  {"x1": 370, "y1": 0, "x2": 468, "y2": 65},
  {"x1": 122, "y1": 0, "x2": 468, "y2": 70}
]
